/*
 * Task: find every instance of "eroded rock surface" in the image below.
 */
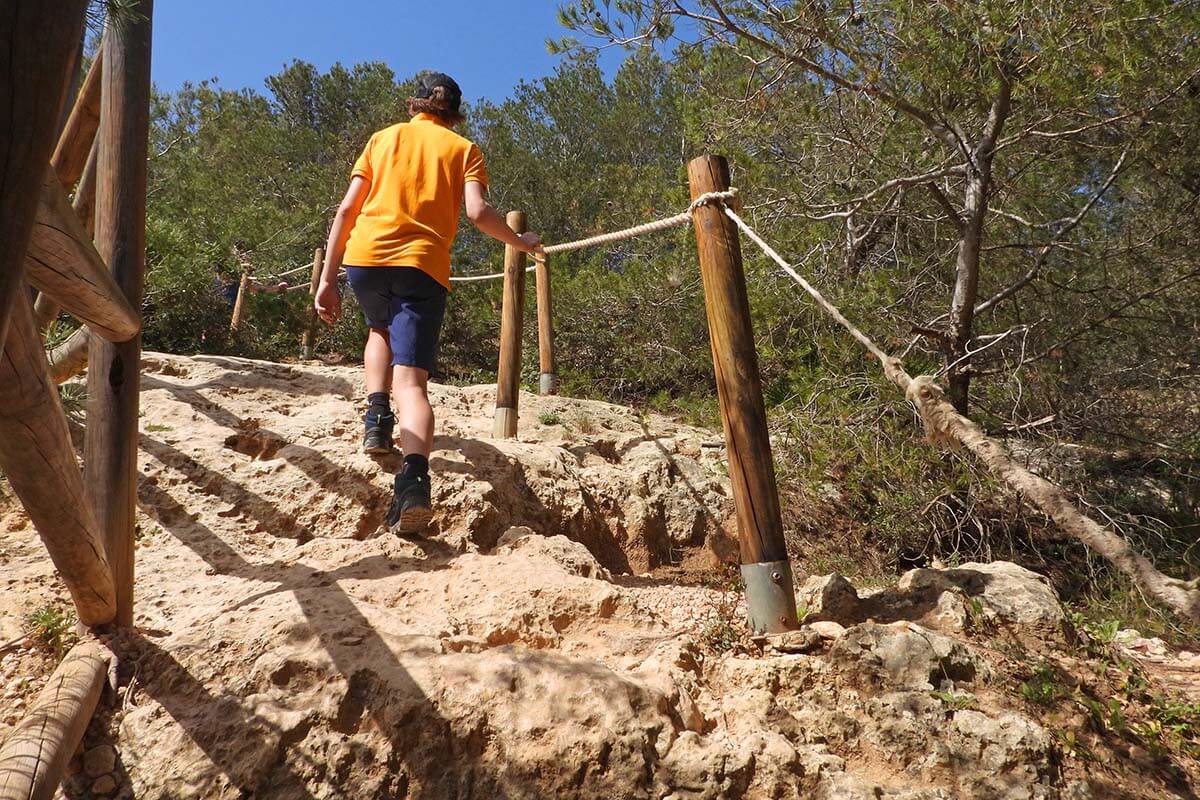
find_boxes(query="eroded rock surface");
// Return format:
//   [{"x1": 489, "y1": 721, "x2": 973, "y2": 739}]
[{"x1": 1, "y1": 354, "x2": 1195, "y2": 799}]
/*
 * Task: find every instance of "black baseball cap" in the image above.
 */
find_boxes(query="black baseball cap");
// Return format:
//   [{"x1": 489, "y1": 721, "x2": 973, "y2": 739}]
[{"x1": 414, "y1": 72, "x2": 463, "y2": 112}]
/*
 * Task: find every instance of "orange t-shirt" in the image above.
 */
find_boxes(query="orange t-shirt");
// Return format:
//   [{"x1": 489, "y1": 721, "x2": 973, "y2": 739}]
[{"x1": 343, "y1": 113, "x2": 488, "y2": 289}]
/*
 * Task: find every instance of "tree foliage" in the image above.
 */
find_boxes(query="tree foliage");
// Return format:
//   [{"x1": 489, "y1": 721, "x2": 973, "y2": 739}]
[{"x1": 139, "y1": 7, "x2": 1199, "y2": 626}]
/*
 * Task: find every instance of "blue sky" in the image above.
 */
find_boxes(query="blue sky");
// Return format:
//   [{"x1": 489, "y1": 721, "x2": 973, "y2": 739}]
[{"x1": 150, "y1": 1, "x2": 625, "y2": 102}]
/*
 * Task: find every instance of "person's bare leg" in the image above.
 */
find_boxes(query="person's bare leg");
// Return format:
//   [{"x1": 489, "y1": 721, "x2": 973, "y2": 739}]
[
  {"x1": 392, "y1": 365, "x2": 433, "y2": 457},
  {"x1": 387, "y1": 364, "x2": 434, "y2": 534},
  {"x1": 361, "y1": 327, "x2": 396, "y2": 453},
  {"x1": 364, "y1": 327, "x2": 391, "y2": 395}
]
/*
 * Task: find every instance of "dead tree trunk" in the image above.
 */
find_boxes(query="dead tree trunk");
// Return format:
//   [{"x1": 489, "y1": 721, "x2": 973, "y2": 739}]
[{"x1": 945, "y1": 75, "x2": 1011, "y2": 414}]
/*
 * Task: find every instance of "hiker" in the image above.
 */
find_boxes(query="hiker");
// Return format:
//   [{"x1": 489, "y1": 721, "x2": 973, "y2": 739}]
[
  {"x1": 315, "y1": 72, "x2": 543, "y2": 536},
  {"x1": 213, "y1": 264, "x2": 289, "y2": 307}
]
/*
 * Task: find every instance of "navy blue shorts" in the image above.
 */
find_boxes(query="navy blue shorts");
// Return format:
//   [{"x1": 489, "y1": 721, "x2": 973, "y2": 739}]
[{"x1": 344, "y1": 266, "x2": 447, "y2": 372}]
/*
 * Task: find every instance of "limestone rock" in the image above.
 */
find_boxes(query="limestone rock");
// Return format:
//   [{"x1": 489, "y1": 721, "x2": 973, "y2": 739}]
[
  {"x1": 767, "y1": 628, "x2": 823, "y2": 653},
  {"x1": 798, "y1": 574, "x2": 862, "y2": 624},
  {"x1": 2, "y1": 354, "x2": 1161, "y2": 800},
  {"x1": 829, "y1": 621, "x2": 986, "y2": 691},
  {"x1": 495, "y1": 525, "x2": 612, "y2": 581},
  {"x1": 863, "y1": 691, "x2": 946, "y2": 765},
  {"x1": 930, "y1": 589, "x2": 970, "y2": 633},
  {"x1": 83, "y1": 744, "x2": 117, "y2": 777},
  {"x1": 948, "y1": 710, "x2": 1053, "y2": 799},
  {"x1": 819, "y1": 774, "x2": 883, "y2": 800},
  {"x1": 897, "y1": 562, "x2": 1064, "y2": 634},
  {"x1": 808, "y1": 620, "x2": 847, "y2": 640}
]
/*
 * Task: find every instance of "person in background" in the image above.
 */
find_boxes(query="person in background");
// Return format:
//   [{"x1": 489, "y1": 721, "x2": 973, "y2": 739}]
[
  {"x1": 315, "y1": 71, "x2": 542, "y2": 536},
  {"x1": 213, "y1": 263, "x2": 289, "y2": 306}
]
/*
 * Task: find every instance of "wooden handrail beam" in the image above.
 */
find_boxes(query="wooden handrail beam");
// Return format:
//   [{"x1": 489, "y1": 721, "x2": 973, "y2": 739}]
[
  {"x1": 0, "y1": 296, "x2": 116, "y2": 625},
  {"x1": 48, "y1": 326, "x2": 92, "y2": 384},
  {"x1": 51, "y1": 47, "x2": 104, "y2": 189},
  {"x1": 37, "y1": 135, "x2": 100, "y2": 329},
  {"x1": 26, "y1": 166, "x2": 141, "y2": 342},
  {"x1": 0, "y1": 641, "x2": 110, "y2": 800}
]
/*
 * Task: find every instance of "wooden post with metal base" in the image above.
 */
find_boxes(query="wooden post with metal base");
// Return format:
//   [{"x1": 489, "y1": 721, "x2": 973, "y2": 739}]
[
  {"x1": 229, "y1": 270, "x2": 250, "y2": 331},
  {"x1": 687, "y1": 154, "x2": 798, "y2": 635},
  {"x1": 535, "y1": 254, "x2": 557, "y2": 395},
  {"x1": 301, "y1": 247, "x2": 324, "y2": 359},
  {"x1": 494, "y1": 211, "x2": 527, "y2": 438}
]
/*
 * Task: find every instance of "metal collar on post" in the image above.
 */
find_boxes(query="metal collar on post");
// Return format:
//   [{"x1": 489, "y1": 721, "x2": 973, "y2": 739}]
[{"x1": 741, "y1": 560, "x2": 798, "y2": 634}]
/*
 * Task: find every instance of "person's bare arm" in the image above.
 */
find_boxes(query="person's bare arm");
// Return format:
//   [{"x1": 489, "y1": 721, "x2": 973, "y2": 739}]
[
  {"x1": 316, "y1": 176, "x2": 368, "y2": 325},
  {"x1": 464, "y1": 180, "x2": 543, "y2": 255}
]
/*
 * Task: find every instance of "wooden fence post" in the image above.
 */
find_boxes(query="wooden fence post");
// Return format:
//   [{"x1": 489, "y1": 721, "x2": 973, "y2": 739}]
[
  {"x1": 84, "y1": 0, "x2": 154, "y2": 628},
  {"x1": 494, "y1": 211, "x2": 527, "y2": 438},
  {"x1": 0, "y1": 2, "x2": 89, "y2": 354},
  {"x1": 535, "y1": 254, "x2": 557, "y2": 395},
  {"x1": 301, "y1": 247, "x2": 324, "y2": 359},
  {"x1": 229, "y1": 270, "x2": 250, "y2": 331},
  {"x1": 687, "y1": 154, "x2": 798, "y2": 635}
]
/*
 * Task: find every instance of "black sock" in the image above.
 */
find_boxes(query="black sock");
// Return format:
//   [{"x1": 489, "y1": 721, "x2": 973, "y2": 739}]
[
  {"x1": 366, "y1": 392, "x2": 391, "y2": 421},
  {"x1": 402, "y1": 454, "x2": 429, "y2": 478}
]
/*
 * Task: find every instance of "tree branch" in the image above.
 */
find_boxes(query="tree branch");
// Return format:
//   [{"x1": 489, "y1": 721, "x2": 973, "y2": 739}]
[{"x1": 975, "y1": 143, "x2": 1131, "y2": 315}]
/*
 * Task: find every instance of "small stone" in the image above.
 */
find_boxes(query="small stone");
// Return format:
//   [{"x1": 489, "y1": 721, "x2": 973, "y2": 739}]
[
  {"x1": 1062, "y1": 780, "x2": 1094, "y2": 800},
  {"x1": 930, "y1": 590, "x2": 969, "y2": 633},
  {"x1": 91, "y1": 775, "x2": 118, "y2": 796},
  {"x1": 797, "y1": 574, "x2": 862, "y2": 624},
  {"x1": 676, "y1": 687, "x2": 707, "y2": 733},
  {"x1": 808, "y1": 620, "x2": 847, "y2": 639},
  {"x1": 83, "y1": 744, "x2": 117, "y2": 777},
  {"x1": 444, "y1": 635, "x2": 488, "y2": 654}
]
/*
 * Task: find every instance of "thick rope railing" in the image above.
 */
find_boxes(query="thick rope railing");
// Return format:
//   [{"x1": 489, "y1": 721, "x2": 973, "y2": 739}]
[
  {"x1": 721, "y1": 206, "x2": 895, "y2": 370},
  {"x1": 718, "y1": 205, "x2": 1200, "y2": 623},
  {"x1": 246, "y1": 191, "x2": 744, "y2": 286},
  {"x1": 465, "y1": 177, "x2": 1200, "y2": 621},
  {"x1": 447, "y1": 190, "x2": 739, "y2": 282}
]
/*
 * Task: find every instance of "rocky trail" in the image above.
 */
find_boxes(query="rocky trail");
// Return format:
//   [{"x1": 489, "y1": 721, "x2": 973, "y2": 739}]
[{"x1": 2, "y1": 353, "x2": 1198, "y2": 799}]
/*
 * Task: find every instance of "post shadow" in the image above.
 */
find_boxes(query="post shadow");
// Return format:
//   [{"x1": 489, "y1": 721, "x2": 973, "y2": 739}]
[{"x1": 132, "y1": 473, "x2": 479, "y2": 797}]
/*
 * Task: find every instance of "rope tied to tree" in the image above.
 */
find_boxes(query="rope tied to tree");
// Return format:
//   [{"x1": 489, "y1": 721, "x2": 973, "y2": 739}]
[{"x1": 719, "y1": 203, "x2": 1200, "y2": 623}]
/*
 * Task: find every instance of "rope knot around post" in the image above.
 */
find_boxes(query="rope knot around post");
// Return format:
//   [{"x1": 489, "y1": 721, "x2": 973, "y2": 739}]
[{"x1": 686, "y1": 187, "x2": 741, "y2": 215}]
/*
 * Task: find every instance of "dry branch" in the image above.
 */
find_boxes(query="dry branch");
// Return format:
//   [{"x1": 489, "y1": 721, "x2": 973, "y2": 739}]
[{"x1": 905, "y1": 377, "x2": 1200, "y2": 621}]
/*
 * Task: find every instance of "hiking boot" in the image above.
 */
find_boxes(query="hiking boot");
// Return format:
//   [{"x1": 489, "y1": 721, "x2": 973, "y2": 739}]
[
  {"x1": 362, "y1": 411, "x2": 395, "y2": 454},
  {"x1": 387, "y1": 473, "x2": 432, "y2": 536}
]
